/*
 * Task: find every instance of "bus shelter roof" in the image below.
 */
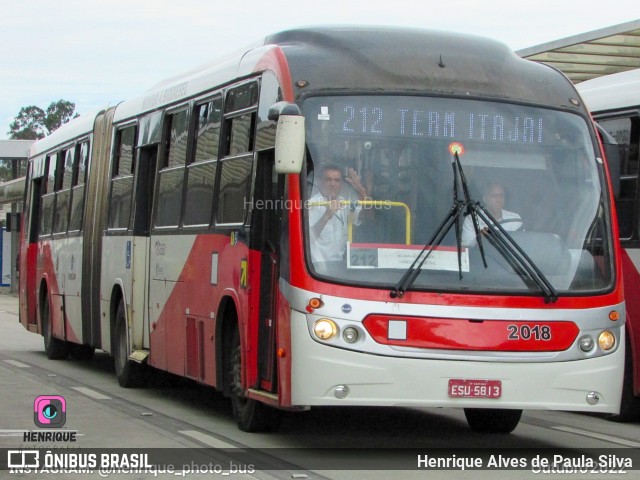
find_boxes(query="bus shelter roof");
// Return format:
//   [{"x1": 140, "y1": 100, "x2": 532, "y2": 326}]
[
  {"x1": 517, "y1": 19, "x2": 640, "y2": 83},
  {"x1": 0, "y1": 140, "x2": 33, "y2": 159}
]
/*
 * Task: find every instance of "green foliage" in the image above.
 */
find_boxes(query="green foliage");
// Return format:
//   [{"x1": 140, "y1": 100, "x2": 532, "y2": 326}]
[
  {"x1": 8, "y1": 100, "x2": 79, "y2": 140},
  {"x1": 0, "y1": 161, "x2": 12, "y2": 182}
]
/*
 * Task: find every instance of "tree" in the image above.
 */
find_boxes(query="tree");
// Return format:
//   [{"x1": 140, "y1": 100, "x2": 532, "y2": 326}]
[
  {"x1": 8, "y1": 100, "x2": 79, "y2": 140},
  {"x1": 8, "y1": 106, "x2": 45, "y2": 140},
  {"x1": 44, "y1": 100, "x2": 79, "y2": 134}
]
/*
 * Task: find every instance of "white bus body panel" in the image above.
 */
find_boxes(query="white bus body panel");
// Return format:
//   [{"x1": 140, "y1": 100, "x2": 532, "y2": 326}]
[
  {"x1": 577, "y1": 68, "x2": 640, "y2": 111},
  {"x1": 132, "y1": 237, "x2": 151, "y2": 349},
  {"x1": 50, "y1": 236, "x2": 83, "y2": 341},
  {"x1": 100, "y1": 236, "x2": 134, "y2": 352},
  {"x1": 148, "y1": 234, "x2": 197, "y2": 327}
]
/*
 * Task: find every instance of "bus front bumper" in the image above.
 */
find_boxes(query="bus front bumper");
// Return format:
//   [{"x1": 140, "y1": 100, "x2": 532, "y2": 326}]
[{"x1": 289, "y1": 310, "x2": 624, "y2": 413}]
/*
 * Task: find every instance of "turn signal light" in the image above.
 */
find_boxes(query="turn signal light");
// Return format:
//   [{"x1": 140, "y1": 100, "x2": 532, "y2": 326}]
[{"x1": 306, "y1": 297, "x2": 324, "y2": 313}]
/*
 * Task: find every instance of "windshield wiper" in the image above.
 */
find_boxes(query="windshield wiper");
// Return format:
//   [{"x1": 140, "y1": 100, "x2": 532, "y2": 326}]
[
  {"x1": 471, "y1": 205, "x2": 558, "y2": 303},
  {"x1": 391, "y1": 153, "x2": 558, "y2": 303},
  {"x1": 391, "y1": 153, "x2": 485, "y2": 298}
]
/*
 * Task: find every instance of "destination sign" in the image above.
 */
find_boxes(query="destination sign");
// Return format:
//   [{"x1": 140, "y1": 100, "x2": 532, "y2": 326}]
[{"x1": 306, "y1": 96, "x2": 568, "y2": 147}]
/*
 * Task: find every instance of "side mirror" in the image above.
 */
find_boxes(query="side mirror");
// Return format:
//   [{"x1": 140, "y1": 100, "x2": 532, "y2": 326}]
[
  {"x1": 5, "y1": 212, "x2": 20, "y2": 233},
  {"x1": 270, "y1": 102, "x2": 305, "y2": 174}
]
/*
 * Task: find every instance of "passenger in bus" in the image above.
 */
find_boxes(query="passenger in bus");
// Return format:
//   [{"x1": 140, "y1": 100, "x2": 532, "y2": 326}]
[
  {"x1": 308, "y1": 163, "x2": 369, "y2": 264},
  {"x1": 462, "y1": 182, "x2": 522, "y2": 247}
]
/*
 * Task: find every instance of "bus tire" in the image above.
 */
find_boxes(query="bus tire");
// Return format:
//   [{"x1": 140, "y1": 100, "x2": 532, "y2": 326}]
[
  {"x1": 42, "y1": 296, "x2": 69, "y2": 360},
  {"x1": 69, "y1": 344, "x2": 96, "y2": 361},
  {"x1": 464, "y1": 408, "x2": 522, "y2": 434},
  {"x1": 114, "y1": 300, "x2": 142, "y2": 388},
  {"x1": 228, "y1": 327, "x2": 281, "y2": 432}
]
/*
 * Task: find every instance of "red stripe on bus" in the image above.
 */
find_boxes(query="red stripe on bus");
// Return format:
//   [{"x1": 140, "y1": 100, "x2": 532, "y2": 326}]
[{"x1": 362, "y1": 314, "x2": 579, "y2": 352}]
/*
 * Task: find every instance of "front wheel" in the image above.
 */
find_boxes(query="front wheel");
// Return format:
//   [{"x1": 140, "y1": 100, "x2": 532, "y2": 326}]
[
  {"x1": 464, "y1": 408, "x2": 522, "y2": 434},
  {"x1": 114, "y1": 300, "x2": 142, "y2": 388},
  {"x1": 42, "y1": 297, "x2": 69, "y2": 360},
  {"x1": 227, "y1": 327, "x2": 280, "y2": 432}
]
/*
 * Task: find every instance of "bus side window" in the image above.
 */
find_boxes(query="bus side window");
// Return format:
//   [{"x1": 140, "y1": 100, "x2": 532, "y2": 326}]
[
  {"x1": 155, "y1": 109, "x2": 188, "y2": 228},
  {"x1": 52, "y1": 147, "x2": 74, "y2": 234},
  {"x1": 217, "y1": 113, "x2": 254, "y2": 224},
  {"x1": 69, "y1": 141, "x2": 89, "y2": 232},
  {"x1": 108, "y1": 126, "x2": 136, "y2": 230},
  {"x1": 597, "y1": 116, "x2": 639, "y2": 241},
  {"x1": 184, "y1": 97, "x2": 221, "y2": 227},
  {"x1": 40, "y1": 153, "x2": 57, "y2": 236},
  {"x1": 216, "y1": 82, "x2": 258, "y2": 226}
]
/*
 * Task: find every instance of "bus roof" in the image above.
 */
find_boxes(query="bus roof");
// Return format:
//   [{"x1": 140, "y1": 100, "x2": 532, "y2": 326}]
[
  {"x1": 112, "y1": 42, "x2": 269, "y2": 124},
  {"x1": 112, "y1": 26, "x2": 584, "y2": 125},
  {"x1": 29, "y1": 108, "x2": 105, "y2": 158},
  {"x1": 32, "y1": 26, "x2": 589, "y2": 152},
  {"x1": 576, "y1": 67, "x2": 640, "y2": 113},
  {"x1": 268, "y1": 26, "x2": 579, "y2": 108}
]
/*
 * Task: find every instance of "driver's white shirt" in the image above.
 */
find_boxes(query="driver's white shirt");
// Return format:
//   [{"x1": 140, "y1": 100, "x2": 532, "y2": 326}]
[
  {"x1": 461, "y1": 209, "x2": 522, "y2": 247},
  {"x1": 308, "y1": 193, "x2": 362, "y2": 263}
]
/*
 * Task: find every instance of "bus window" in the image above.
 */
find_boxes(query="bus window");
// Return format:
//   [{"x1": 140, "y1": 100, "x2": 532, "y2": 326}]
[
  {"x1": 216, "y1": 84, "x2": 257, "y2": 225},
  {"x1": 225, "y1": 82, "x2": 258, "y2": 113},
  {"x1": 69, "y1": 141, "x2": 89, "y2": 232},
  {"x1": 597, "y1": 116, "x2": 639, "y2": 241},
  {"x1": 217, "y1": 114, "x2": 254, "y2": 224},
  {"x1": 108, "y1": 126, "x2": 136, "y2": 230},
  {"x1": 52, "y1": 147, "x2": 74, "y2": 234},
  {"x1": 183, "y1": 98, "x2": 221, "y2": 227},
  {"x1": 155, "y1": 109, "x2": 188, "y2": 228},
  {"x1": 217, "y1": 156, "x2": 252, "y2": 224},
  {"x1": 40, "y1": 153, "x2": 57, "y2": 236},
  {"x1": 228, "y1": 114, "x2": 253, "y2": 156}
]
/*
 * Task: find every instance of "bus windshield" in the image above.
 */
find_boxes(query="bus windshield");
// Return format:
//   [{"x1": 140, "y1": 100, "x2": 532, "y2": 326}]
[{"x1": 302, "y1": 95, "x2": 613, "y2": 296}]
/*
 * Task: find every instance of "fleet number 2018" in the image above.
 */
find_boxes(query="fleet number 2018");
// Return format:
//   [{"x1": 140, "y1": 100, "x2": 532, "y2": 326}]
[{"x1": 507, "y1": 324, "x2": 552, "y2": 341}]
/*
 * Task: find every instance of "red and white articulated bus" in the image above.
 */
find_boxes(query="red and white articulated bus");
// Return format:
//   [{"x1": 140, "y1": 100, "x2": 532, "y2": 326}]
[
  {"x1": 578, "y1": 68, "x2": 640, "y2": 421},
  {"x1": 14, "y1": 27, "x2": 625, "y2": 433}
]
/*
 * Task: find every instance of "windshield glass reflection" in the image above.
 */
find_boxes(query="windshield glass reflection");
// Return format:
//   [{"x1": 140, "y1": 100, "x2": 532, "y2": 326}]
[{"x1": 302, "y1": 95, "x2": 612, "y2": 295}]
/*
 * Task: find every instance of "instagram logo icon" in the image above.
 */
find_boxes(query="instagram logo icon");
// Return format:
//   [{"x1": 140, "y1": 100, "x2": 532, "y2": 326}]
[{"x1": 34, "y1": 395, "x2": 66, "y2": 428}]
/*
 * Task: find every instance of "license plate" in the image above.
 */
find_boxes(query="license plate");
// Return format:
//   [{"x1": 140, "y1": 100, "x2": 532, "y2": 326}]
[{"x1": 448, "y1": 379, "x2": 502, "y2": 399}]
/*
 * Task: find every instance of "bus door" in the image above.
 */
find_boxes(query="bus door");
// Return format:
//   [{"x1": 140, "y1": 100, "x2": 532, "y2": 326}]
[
  {"x1": 252, "y1": 150, "x2": 284, "y2": 392},
  {"x1": 148, "y1": 107, "x2": 189, "y2": 373},
  {"x1": 133, "y1": 144, "x2": 158, "y2": 353},
  {"x1": 133, "y1": 112, "x2": 162, "y2": 357},
  {"x1": 20, "y1": 169, "x2": 45, "y2": 330}
]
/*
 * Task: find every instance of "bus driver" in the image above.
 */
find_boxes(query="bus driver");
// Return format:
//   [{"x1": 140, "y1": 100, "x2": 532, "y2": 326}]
[
  {"x1": 308, "y1": 164, "x2": 369, "y2": 264},
  {"x1": 462, "y1": 182, "x2": 522, "y2": 247}
]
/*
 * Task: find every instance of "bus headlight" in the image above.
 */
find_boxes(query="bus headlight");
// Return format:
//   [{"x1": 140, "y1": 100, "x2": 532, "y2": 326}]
[
  {"x1": 314, "y1": 319, "x2": 338, "y2": 340},
  {"x1": 598, "y1": 331, "x2": 616, "y2": 351}
]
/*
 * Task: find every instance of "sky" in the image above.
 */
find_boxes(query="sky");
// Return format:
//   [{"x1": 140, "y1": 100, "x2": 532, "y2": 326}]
[{"x1": 1, "y1": 0, "x2": 639, "y2": 140}]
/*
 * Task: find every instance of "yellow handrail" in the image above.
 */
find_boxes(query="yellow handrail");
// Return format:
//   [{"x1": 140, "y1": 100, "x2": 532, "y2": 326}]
[{"x1": 307, "y1": 200, "x2": 411, "y2": 244}]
